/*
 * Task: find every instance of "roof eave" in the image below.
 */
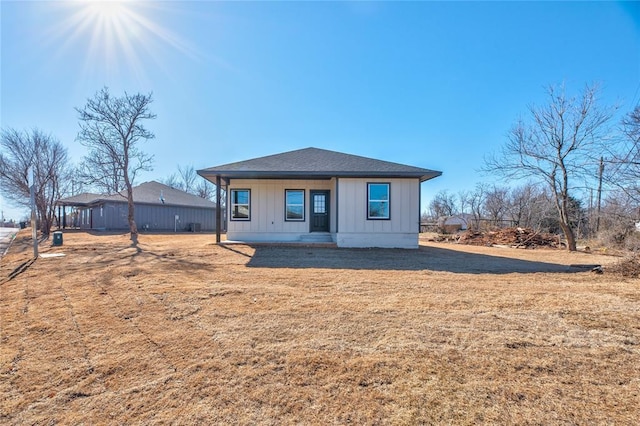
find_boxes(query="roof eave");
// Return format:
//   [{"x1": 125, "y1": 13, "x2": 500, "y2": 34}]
[
  {"x1": 198, "y1": 170, "x2": 442, "y2": 181},
  {"x1": 419, "y1": 171, "x2": 443, "y2": 182}
]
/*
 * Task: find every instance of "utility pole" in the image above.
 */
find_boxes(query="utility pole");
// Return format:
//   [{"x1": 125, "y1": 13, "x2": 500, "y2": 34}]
[
  {"x1": 589, "y1": 188, "x2": 594, "y2": 237},
  {"x1": 29, "y1": 168, "x2": 38, "y2": 258},
  {"x1": 595, "y1": 156, "x2": 604, "y2": 234}
]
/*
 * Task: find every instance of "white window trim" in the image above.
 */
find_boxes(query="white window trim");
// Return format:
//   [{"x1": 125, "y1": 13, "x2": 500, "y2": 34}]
[
  {"x1": 285, "y1": 189, "x2": 305, "y2": 221},
  {"x1": 367, "y1": 182, "x2": 391, "y2": 220},
  {"x1": 230, "y1": 189, "x2": 251, "y2": 221}
]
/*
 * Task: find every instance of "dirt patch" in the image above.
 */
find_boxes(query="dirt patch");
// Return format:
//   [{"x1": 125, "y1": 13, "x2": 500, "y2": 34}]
[{"x1": 1, "y1": 230, "x2": 638, "y2": 424}]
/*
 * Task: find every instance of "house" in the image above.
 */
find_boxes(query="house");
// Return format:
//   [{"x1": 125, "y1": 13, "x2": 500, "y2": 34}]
[
  {"x1": 56, "y1": 181, "x2": 217, "y2": 232},
  {"x1": 197, "y1": 147, "x2": 441, "y2": 248}
]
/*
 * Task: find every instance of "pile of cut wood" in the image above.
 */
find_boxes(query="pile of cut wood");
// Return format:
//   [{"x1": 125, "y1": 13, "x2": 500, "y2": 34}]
[{"x1": 458, "y1": 227, "x2": 561, "y2": 249}]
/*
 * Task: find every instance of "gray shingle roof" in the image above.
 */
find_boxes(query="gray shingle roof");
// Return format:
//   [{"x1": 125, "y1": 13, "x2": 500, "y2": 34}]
[
  {"x1": 198, "y1": 147, "x2": 442, "y2": 182},
  {"x1": 56, "y1": 192, "x2": 100, "y2": 205},
  {"x1": 57, "y1": 181, "x2": 216, "y2": 209}
]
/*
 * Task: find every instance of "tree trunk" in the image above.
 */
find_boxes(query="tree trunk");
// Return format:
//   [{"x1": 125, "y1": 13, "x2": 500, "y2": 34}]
[
  {"x1": 126, "y1": 182, "x2": 138, "y2": 245},
  {"x1": 559, "y1": 221, "x2": 577, "y2": 251},
  {"x1": 128, "y1": 200, "x2": 138, "y2": 245},
  {"x1": 128, "y1": 199, "x2": 138, "y2": 243},
  {"x1": 36, "y1": 202, "x2": 53, "y2": 237},
  {"x1": 556, "y1": 164, "x2": 577, "y2": 251}
]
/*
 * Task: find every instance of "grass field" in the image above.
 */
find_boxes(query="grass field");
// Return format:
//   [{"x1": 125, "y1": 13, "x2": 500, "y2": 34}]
[{"x1": 1, "y1": 230, "x2": 638, "y2": 424}]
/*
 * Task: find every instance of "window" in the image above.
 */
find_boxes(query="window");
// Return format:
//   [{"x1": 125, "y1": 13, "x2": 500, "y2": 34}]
[
  {"x1": 313, "y1": 194, "x2": 326, "y2": 214},
  {"x1": 367, "y1": 183, "x2": 390, "y2": 219},
  {"x1": 230, "y1": 189, "x2": 250, "y2": 220},
  {"x1": 285, "y1": 189, "x2": 305, "y2": 221}
]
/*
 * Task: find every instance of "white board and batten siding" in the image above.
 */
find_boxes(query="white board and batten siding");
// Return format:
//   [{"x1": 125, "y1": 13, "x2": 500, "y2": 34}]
[
  {"x1": 337, "y1": 178, "x2": 420, "y2": 249},
  {"x1": 227, "y1": 177, "x2": 421, "y2": 248},
  {"x1": 226, "y1": 179, "x2": 335, "y2": 242}
]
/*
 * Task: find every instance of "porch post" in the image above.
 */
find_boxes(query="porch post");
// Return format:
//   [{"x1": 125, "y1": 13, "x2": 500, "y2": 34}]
[
  {"x1": 216, "y1": 175, "x2": 221, "y2": 243},
  {"x1": 418, "y1": 180, "x2": 422, "y2": 233},
  {"x1": 335, "y1": 177, "x2": 339, "y2": 233}
]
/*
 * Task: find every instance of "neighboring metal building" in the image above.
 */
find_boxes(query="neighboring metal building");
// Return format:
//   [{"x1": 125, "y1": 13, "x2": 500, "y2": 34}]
[{"x1": 56, "y1": 181, "x2": 218, "y2": 232}]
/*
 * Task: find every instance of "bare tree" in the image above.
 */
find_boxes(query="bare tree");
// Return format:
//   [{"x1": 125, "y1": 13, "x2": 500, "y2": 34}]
[
  {"x1": 67, "y1": 166, "x2": 90, "y2": 196},
  {"x1": 195, "y1": 179, "x2": 219, "y2": 202},
  {"x1": 484, "y1": 83, "x2": 616, "y2": 251},
  {"x1": 164, "y1": 164, "x2": 197, "y2": 193},
  {"x1": 614, "y1": 105, "x2": 640, "y2": 203},
  {"x1": 162, "y1": 173, "x2": 182, "y2": 192},
  {"x1": 76, "y1": 87, "x2": 156, "y2": 244},
  {"x1": 428, "y1": 190, "x2": 457, "y2": 219},
  {"x1": 0, "y1": 128, "x2": 71, "y2": 235},
  {"x1": 483, "y1": 185, "x2": 509, "y2": 228},
  {"x1": 162, "y1": 164, "x2": 219, "y2": 202},
  {"x1": 457, "y1": 190, "x2": 470, "y2": 218},
  {"x1": 460, "y1": 183, "x2": 488, "y2": 230},
  {"x1": 77, "y1": 155, "x2": 126, "y2": 194},
  {"x1": 506, "y1": 183, "x2": 536, "y2": 228},
  {"x1": 178, "y1": 164, "x2": 197, "y2": 194},
  {"x1": 597, "y1": 190, "x2": 639, "y2": 249}
]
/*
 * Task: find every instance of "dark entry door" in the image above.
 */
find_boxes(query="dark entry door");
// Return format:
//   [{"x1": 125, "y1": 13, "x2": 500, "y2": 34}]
[{"x1": 310, "y1": 190, "x2": 330, "y2": 232}]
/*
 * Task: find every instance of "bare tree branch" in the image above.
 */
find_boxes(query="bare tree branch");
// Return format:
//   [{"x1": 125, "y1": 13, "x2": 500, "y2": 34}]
[
  {"x1": 162, "y1": 164, "x2": 222, "y2": 203},
  {"x1": 0, "y1": 128, "x2": 72, "y2": 235},
  {"x1": 76, "y1": 87, "x2": 156, "y2": 244},
  {"x1": 608, "y1": 105, "x2": 640, "y2": 203},
  {"x1": 483, "y1": 83, "x2": 617, "y2": 251}
]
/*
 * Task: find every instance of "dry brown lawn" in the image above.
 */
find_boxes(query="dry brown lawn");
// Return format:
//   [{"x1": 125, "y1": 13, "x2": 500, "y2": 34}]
[{"x1": 1, "y1": 230, "x2": 638, "y2": 424}]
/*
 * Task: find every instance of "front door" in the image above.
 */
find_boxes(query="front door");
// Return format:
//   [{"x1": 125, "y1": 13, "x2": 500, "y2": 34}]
[{"x1": 310, "y1": 190, "x2": 330, "y2": 232}]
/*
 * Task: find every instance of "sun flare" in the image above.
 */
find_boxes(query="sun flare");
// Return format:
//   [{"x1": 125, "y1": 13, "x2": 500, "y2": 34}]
[
  {"x1": 85, "y1": 1, "x2": 128, "y2": 21},
  {"x1": 46, "y1": 1, "x2": 200, "y2": 85}
]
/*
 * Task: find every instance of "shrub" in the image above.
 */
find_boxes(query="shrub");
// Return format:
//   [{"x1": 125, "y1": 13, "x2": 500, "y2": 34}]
[
  {"x1": 608, "y1": 254, "x2": 640, "y2": 278},
  {"x1": 597, "y1": 223, "x2": 640, "y2": 251}
]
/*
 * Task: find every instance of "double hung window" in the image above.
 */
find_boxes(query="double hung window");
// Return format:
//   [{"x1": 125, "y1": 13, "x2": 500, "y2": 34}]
[
  {"x1": 230, "y1": 189, "x2": 250, "y2": 220},
  {"x1": 285, "y1": 189, "x2": 305, "y2": 221},
  {"x1": 367, "y1": 183, "x2": 390, "y2": 219}
]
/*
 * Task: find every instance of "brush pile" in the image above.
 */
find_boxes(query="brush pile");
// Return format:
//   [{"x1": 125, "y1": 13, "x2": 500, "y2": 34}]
[
  {"x1": 608, "y1": 254, "x2": 640, "y2": 278},
  {"x1": 458, "y1": 227, "x2": 561, "y2": 249}
]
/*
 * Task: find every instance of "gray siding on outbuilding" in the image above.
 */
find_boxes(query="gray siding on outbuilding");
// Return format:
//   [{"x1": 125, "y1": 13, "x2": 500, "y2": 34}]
[
  {"x1": 57, "y1": 181, "x2": 218, "y2": 232},
  {"x1": 134, "y1": 203, "x2": 216, "y2": 231},
  {"x1": 81, "y1": 203, "x2": 127, "y2": 230},
  {"x1": 77, "y1": 202, "x2": 216, "y2": 231},
  {"x1": 86, "y1": 202, "x2": 215, "y2": 231},
  {"x1": 91, "y1": 205, "x2": 106, "y2": 229},
  {"x1": 103, "y1": 202, "x2": 128, "y2": 230},
  {"x1": 90, "y1": 203, "x2": 113, "y2": 230}
]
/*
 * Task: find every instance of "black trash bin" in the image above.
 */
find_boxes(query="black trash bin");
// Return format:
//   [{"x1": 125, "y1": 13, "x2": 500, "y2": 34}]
[
  {"x1": 52, "y1": 231, "x2": 63, "y2": 246},
  {"x1": 19, "y1": 221, "x2": 26, "y2": 229}
]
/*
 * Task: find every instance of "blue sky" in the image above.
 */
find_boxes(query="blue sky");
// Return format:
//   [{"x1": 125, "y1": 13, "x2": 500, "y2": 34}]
[{"x1": 1, "y1": 0, "x2": 639, "y2": 221}]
